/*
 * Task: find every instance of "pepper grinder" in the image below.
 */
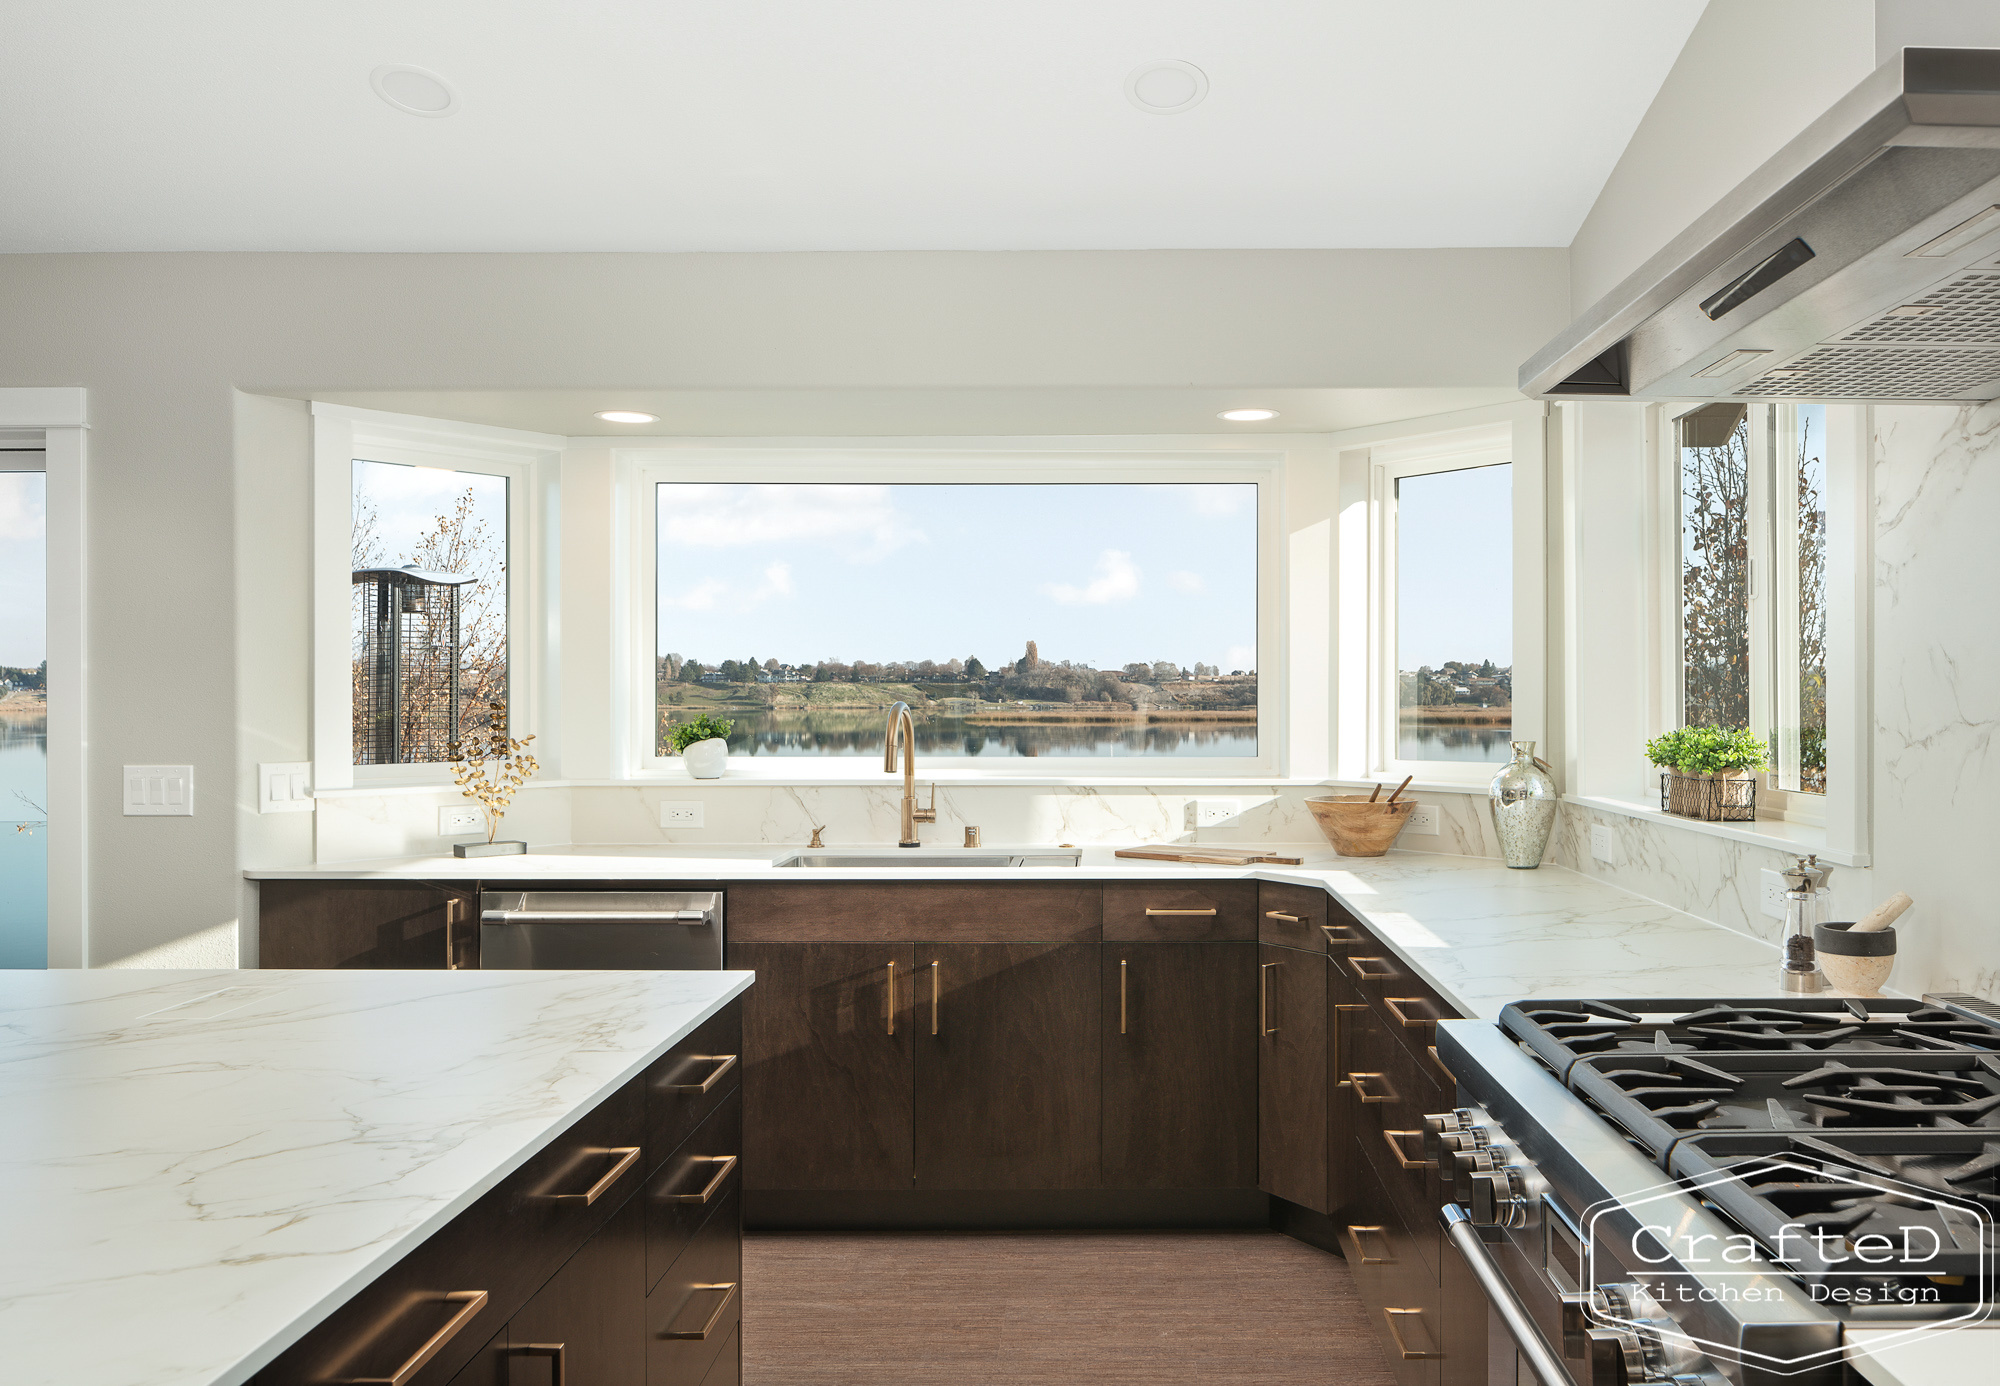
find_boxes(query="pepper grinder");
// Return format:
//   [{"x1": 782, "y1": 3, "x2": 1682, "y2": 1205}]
[{"x1": 1779, "y1": 854, "x2": 1832, "y2": 993}]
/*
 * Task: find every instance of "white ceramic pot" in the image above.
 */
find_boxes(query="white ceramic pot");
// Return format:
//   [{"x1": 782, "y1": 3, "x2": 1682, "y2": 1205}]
[{"x1": 681, "y1": 737, "x2": 729, "y2": 780}]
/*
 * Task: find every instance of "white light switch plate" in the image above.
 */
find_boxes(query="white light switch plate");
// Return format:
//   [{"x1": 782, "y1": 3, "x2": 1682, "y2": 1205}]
[
  {"x1": 1189, "y1": 798, "x2": 1240, "y2": 828},
  {"x1": 439, "y1": 806, "x2": 483, "y2": 837},
  {"x1": 258, "y1": 762, "x2": 314, "y2": 814},
  {"x1": 1760, "y1": 868, "x2": 1787, "y2": 920},
  {"x1": 1403, "y1": 803, "x2": 1439, "y2": 836},
  {"x1": 124, "y1": 765, "x2": 193, "y2": 816},
  {"x1": 1590, "y1": 823, "x2": 1614, "y2": 864},
  {"x1": 660, "y1": 802, "x2": 704, "y2": 828}
]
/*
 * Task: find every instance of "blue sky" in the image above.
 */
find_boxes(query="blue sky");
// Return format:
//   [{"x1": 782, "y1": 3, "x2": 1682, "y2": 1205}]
[
  {"x1": 1395, "y1": 463, "x2": 1511, "y2": 671},
  {"x1": 656, "y1": 483, "x2": 1258, "y2": 672},
  {"x1": 0, "y1": 472, "x2": 45, "y2": 668},
  {"x1": 352, "y1": 459, "x2": 507, "y2": 597}
]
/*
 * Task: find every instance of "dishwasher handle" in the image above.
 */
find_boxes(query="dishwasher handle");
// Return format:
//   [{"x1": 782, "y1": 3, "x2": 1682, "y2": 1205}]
[
  {"x1": 1441, "y1": 1204, "x2": 1575, "y2": 1386},
  {"x1": 482, "y1": 910, "x2": 713, "y2": 924}
]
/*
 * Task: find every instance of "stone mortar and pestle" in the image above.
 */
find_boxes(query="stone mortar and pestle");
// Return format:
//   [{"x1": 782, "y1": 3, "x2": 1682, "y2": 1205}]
[{"x1": 1815, "y1": 892, "x2": 1912, "y2": 997}]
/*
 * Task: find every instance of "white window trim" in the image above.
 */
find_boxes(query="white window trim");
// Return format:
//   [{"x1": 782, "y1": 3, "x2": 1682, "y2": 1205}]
[
  {"x1": 1350, "y1": 408, "x2": 1547, "y2": 788},
  {"x1": 310, "y1": 403, "x2": 561, "y2": 791},
  {"x1": 612, "y1": 445, "x2": 1285, "y2": 782}
]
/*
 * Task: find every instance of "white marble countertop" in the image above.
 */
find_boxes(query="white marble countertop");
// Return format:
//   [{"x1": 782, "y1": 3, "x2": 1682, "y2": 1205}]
[
  {"x1": 0, "y1": 967, "x2": 752, "y2": 1386},
  {"x1": 249, "y1": 845, "x2": 1795, "y2": 1019}
]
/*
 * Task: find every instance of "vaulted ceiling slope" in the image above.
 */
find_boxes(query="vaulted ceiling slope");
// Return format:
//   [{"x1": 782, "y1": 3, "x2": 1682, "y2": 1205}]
[{"x1": 1, "y1": 0, "x2": 1703, "y2": 253}]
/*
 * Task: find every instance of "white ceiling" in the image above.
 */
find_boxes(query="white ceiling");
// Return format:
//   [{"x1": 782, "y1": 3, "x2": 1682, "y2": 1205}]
[{"x1": 2, "y1": 1, "x2": 1704, "y2": 254}]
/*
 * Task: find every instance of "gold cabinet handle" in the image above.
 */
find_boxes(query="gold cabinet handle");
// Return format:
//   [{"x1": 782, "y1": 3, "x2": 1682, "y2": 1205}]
[
  {"x1": 661, "y1": 1283, "x2": 740, "y2": 1341},
  {"x1": 444, "y1": 897, "x2": 468, "y2": 971},
  {"x1": 1332, "y1": 1004, "x2": 1367, "y2": 1089},
  {"x1": 1428, "y1": 1044, "x2": 1456, "y2": 1084},
  {"x1": 663, "y1": 1154, "x2": 738, "y2": 1205},
  {"x1": 1349, "y1": 1072, "x2": 1398, "y2": 1104},
  {"x1": 1383, "y1": 997, "x2": 1435, "y2": 1030},
  {"x1": 667, "y1": 1054, "x2": 738, "y2": 1094},
  {"x1": 1119, "y1": 959, "x2": 1128, "y2": 1035},
  {"x1": 1382, "y1": 1129, "x2": 1430, "y2": 1170},
  {"x1": 552, "y1": 1147, "x2": 641, "y2": 1205},
  {"x1": 1322, "y1": 922, "x2": 1364, "y2": 945},
  {"x1": 345, "y1": 1290, "x2": 489, "y2": 1385},
  {"x1": 510, "y1": 1344, "x2": 565, "y2": 1386},
  {"x1": 1340, "y1": 1225, "x2": 1393, "y2": 1266},
  {"x1": 1264, "y1": 910, "x2": 1301, "y2": 923},
  {"x1": 930, "y1": 960, "x2": 940, "y2": 1036},
  {"x1": 1145, "y1": 907, "x2": 1217, "y2": 916},
  {"x1": 1259, "y1": 961, "x2": 1279, "y2": 1036},
  {"x1": 1384, "y1": 1307, "x2": 1443, "y2": 1361},
  {"x1": 886, "y1": 959, "x2": 897, "y2": 1036},
  {"x1": 1347, "y1": 955, "x2": 1398, "y2": 982}
]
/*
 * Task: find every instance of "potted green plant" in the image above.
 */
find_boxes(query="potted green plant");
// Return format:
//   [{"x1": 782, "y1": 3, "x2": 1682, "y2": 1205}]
[
  {"x1": 1643, "y1": 726, "x2": 1767, "y2": 822},
  {"x1": 667, "y1": 713, "x2": 735, "y2": 779}
]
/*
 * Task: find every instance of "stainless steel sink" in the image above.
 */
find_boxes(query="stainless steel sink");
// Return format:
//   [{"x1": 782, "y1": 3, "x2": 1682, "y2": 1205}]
[{"x1": 772, "y1": 849, "x2": 1082, "y2": 869}]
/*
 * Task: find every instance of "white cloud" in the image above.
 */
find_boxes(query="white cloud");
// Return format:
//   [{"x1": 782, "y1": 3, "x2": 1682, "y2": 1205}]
[
  {"x1": 1226, "y1": 645, "x2": 1257, "y2": 672},
  {"x1": 660, "y1": 562, "x2": 793, "y2": 616},
  {"x1": 0, "y1": 477, "x2": 44, "y2": 542},
  {"x1": 1042, "y1": 550, "x2": 1141, "y2": 606},
  {"x1": 1184, "y1": 484, "x2": 1252, "y2": 518},
  {"x1": 755, "y1": 562, "x2": 793, "y2": 600},
  {"x1": 663, "y1": 578, "x2": 726, "y2": 611},
  {"x1": 660, "y1": 484, "x2": 923, "y2": 561},
  {"x1": 1167, "y1": 570, "x2": 1205, "y2": 594}
]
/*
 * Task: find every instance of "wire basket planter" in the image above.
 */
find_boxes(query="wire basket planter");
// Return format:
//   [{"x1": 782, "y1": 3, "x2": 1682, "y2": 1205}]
[{"x1": 1659, "y1": 771, "x2": 1757, "y2": 822}]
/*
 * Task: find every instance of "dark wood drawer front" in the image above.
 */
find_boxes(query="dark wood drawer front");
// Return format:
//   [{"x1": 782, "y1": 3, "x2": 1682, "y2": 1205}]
[
  {"x1": 1258, "y1": 882, "x2": 1329, "y2": 950},
  {"x1": 1257, "y1": 943, "x2": 1328, "y2": 1213},
  {"x1": 698, "y1": 1323, "x2": 741, "y2": 1386},
  {"x1": 646, "y1": 1190, "x2": 743, "y2": 1386},
  {"x1": 1349, "y1": 1024, "x2": 1451, "y2": 1280},
  {"x1": 727, "y1": 882, "x2": 1102, "y2": 942},
  {"x1": 261, "y1": 1077, "x2": 644, "y2": 1386},
  {"x1": 1340, "y1": 951, "x2": 1460, "y2": 1071},
  {"x1": 1338, "y1": 1134, "x2": 1445, "y2": 1386},
  {"x1": 647, "y1": 1091, "x2": 742, "y2": 1295},
  {"x1": 258, "y1": 880, "x2": 479, "y2": 970},
  {"x1": 1103, "y1": 882, "x2": 1255, "y2": 941},
  {"x1": 647, "y1": 1003, "x2": 742, "y2": 1159},
  {"x1": 1320, "y1": 895, "x2": 1373, "y2": 958}
]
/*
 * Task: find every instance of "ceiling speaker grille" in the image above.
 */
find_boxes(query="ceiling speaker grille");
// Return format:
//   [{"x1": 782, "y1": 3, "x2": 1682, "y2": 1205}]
[
  {"x1": 1840, "y1": 271, "x2": 2000, "y2": 344},
  {"x1": 1742, "y1": 346, "x2": 2000, "y2": 399}
]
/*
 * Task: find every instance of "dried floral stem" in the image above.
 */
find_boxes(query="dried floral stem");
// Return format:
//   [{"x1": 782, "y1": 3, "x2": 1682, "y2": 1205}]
[{"x1": 448, "y1": 703, "x2": 538, "y2": 843}]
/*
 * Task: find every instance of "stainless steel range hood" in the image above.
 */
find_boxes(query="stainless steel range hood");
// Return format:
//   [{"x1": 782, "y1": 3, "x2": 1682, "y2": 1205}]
[{"x1": 1522, "y1": 47, "x2": 2000, "y2": 403}]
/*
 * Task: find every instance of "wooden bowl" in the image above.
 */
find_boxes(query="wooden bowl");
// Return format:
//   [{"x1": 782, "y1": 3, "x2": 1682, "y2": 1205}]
[{"x1": 1308, "y1": 796, "x2": 1415, "y2": 857}]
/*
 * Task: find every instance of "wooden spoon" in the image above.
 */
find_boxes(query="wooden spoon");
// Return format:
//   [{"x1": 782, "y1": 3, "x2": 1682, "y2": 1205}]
[
  {"x1": 1385, "y1": 775, "x2": 1414, "y2": 806},
  {"x1": 1367, "y1": 782, "x2": 1382, "y2": 803}
]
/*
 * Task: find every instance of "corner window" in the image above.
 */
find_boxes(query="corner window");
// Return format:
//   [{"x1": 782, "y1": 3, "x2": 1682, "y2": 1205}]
[
  {"x1": 640, "y1": 473, "x2": 1270, "y2": 773},
  {"x1": 1675, "y1": 403, "x2": 1750, "y2": 729},
  {"x1": 1774, "y1": 403, "x2": 1827, "y2": 797}
]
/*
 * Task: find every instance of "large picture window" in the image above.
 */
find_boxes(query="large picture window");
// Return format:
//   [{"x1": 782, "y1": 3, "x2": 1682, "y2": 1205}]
[
  {"x1": 1392, "y1": 464, "x2": 1513, "y2": 763},
  {"x1": 651, "y1": 481, "x2": 1259, "y2": 763}
]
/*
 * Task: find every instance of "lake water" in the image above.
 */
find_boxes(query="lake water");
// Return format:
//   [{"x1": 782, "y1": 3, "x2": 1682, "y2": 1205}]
[
  {"x1": 723, "y1": 710, "x2": 1256, "y2": 759},
  {"x1": 1398, "y1": 724, "x2": 1512, "y2": 764},
  {"x1": 0, "y1": 715, "x2": 47, "y2": 969}
]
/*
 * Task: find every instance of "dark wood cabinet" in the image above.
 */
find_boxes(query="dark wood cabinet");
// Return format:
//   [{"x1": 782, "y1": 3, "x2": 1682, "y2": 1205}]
[
  {"x1": 258, "y1": 879, "x2": 478, "y2": 969},
  {"x1": 1103, "y1": 941, "x2": 1256, "y2": 1188},
  {"x1": 508, "y1": 1193, "x2": 646, "y2": 1386},
  {"x1": 727, "y1": 942, "x2": 913, "y2": 1190},
  {"x1": 1257, "y1": 942, "x2": 1329, "y2": 1213},
  {"x1": 914, "y1": 942, "x2": 1102, "y2": 1189},
  {"x1": 1327, "y1": 946, "x2": 1371, "y2": 1218}
]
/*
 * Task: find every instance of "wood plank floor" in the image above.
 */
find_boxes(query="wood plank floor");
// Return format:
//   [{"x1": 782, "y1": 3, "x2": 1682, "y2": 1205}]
[{"x1": 741, "y1": 1230, "x2": 1398, "y2": 1385}]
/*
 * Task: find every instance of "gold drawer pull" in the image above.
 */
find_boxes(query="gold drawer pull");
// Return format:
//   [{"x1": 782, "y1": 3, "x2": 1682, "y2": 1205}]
[
  {"x1": 552, "y1": 1146, "x2": 641, "y2": 1205},
  {"x1": 1322, "y1": 922, "x2": 1364, "y2": 944},
  {"x1": 1428, "y1": 1044, "x2": 1456, "y2": 1084},
  {"x1": 1119, "y1": 958, "x2": 1128, "y2": 1034},
  {"x1": 345, "y1": 1289, "x2": 489, "y2": 1385},
  {"x1": 1264, "y1": 910, "x2": 1301, "y2": 923},
  {"x1": 1340, "y1": 1224, "x2": 1393, "y2": 1266},
  {"x1": 886, "y1": 960, "x2": 897, "y2": 1035},
  {"x1": 1383, "y1": 997, "x2": 1435, "y2": 1030},
  {"x1": 661, "y1": 1283, "x2": 740, "y2": 1341},
  {"x1": 1382, "y1": 1129, "x2": 1429, "y2": 1170},
  {"x1": 1146, "y1": 907, "x2": 1217, "y2": 916},
  {"x1": 668, "y1": 1053, "x2": 739, "y2": 1094},
  {"x1": 1349, "y1": 1071, "x2": 1398, "y2": 1104},
  {"x1": 930, "y1": 960, "x2": 941, "y2": 1035},
  {"x1": 1332, "y1": 1003, "x2": 1367, "y2": 1089},
  {"x1": 510, "y1": 1343, "x2": 565, "y2": 1386},
  {"x1": 1259, "y1": 961, "x2": 1279, "y2": 1036},
  {"x1": 1384, "y1": 1307, "x2": 1443, "y2": 1361},
  {"x1": 445, "y1": 898, "x2": 468, "y2": 972},
  {"x1": 1347, "y1": 955, "x2": 1398, "y2": 982},
  {"x1": 664, "y1": 1154, "x2": 738, "y2": 1205}
]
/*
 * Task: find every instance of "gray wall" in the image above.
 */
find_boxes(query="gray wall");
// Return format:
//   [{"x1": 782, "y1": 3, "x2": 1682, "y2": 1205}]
[{"x1": 0, "y1": 248, "x2": 1568, "y2": 964}]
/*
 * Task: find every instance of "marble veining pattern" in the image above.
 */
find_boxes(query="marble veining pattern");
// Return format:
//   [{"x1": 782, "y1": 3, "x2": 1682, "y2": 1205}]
[{"x1": 0, "y1": 968, "x2": 751, "y2": 1386}]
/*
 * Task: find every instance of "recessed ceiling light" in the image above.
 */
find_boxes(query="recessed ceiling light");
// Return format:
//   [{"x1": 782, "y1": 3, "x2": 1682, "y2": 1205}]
[
  {"x1": 370, "y1": 64, "x2": 459, "y2": 118},
  {"x1": 595, "y1": 410, "x2": 658, "y2": 424},
  {"x1": 1126, "y1": 61, "x2": 1209, "y2": 115},
  {"x1": 1218, "y1": 408, "x2": 1277, "y2": 422}
]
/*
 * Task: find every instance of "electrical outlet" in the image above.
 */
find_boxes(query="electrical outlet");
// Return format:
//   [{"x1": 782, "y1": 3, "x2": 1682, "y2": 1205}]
[
  {"x1": 1403, "y1": 803, "x2": 1439, "y2": 836},
  {"x1": 1760, "y1": 868, "x2": 1787, "y2": 920},
  {"x1": 1189, "y1": 798, "x2": 1240, "y2": 828},
  {"x1": 660, "y1": 802, "x2": 704, "y2": 828},
  {"x1": 1590, "y1": 823, "x2": 1614, "y2": 864},
  {"x1": 439, "y1": 806, "x2": 483, "y2": 837}
]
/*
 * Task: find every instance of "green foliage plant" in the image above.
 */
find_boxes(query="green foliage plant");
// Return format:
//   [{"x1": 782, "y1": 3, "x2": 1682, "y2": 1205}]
[
  {"x1": 1643, "y1": 725, "x2": 1768, "y2": 776},
  {"x1": 666, "y1": 712, "x2": 735, "y2": 755}
]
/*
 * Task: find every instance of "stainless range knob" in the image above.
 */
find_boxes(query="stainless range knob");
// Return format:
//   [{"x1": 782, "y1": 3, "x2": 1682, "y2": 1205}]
[
  {"x1": 1578, "y1": 1284, "x2": 1700, "y2": 1386},
  {"x1": 1469, "y1": 1167, "x2": 1528, "y2": 1227},
  {"x1": 1423, "y1": 1108, "x2": 1476, "y2": 1136}
]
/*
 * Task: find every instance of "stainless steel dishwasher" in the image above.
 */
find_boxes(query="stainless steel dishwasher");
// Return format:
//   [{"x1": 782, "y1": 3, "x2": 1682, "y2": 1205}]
[{"x1": 478, "y1": 891, "x2": 723, "y2": 969}]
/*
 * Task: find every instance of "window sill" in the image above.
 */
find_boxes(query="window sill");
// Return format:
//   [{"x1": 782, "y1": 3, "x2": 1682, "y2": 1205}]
[{"x1": 1564, "y1": 794, "x2": 1869, "y2": 868}]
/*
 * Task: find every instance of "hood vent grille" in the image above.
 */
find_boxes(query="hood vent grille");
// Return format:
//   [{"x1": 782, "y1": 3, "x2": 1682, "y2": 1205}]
[
  {"x1": 1742, "y1": 344, "x2": 2000, "y2": 399},
  {"x1": 1836, "y1": 270, "x2": 2000, "y2": 345}
]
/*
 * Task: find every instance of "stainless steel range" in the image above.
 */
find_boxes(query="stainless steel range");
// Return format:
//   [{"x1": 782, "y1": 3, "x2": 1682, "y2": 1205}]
[{"x1": 1433, "y1": 996, "x2": 2000, "y2": 1386}]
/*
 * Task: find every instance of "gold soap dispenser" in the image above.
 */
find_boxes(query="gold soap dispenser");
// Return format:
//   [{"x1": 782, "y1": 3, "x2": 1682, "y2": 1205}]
[{"x1": 1779, "y1": 855, "x2": 1831, "y2": 993}]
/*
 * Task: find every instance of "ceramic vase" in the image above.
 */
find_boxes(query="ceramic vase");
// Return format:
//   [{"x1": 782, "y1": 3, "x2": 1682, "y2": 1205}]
[
  {"x1": 682, "y1": 737, "x2": 729, "y2": 780},
  {"x1": 1489, "y1": 739, "x2": 1557, "y2": 869}
]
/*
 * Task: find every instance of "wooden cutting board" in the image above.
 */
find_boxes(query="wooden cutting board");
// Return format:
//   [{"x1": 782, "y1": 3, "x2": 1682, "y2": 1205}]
[{"x1": 1114, "y1": 845, "x2": 1306, "y2": 866}]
